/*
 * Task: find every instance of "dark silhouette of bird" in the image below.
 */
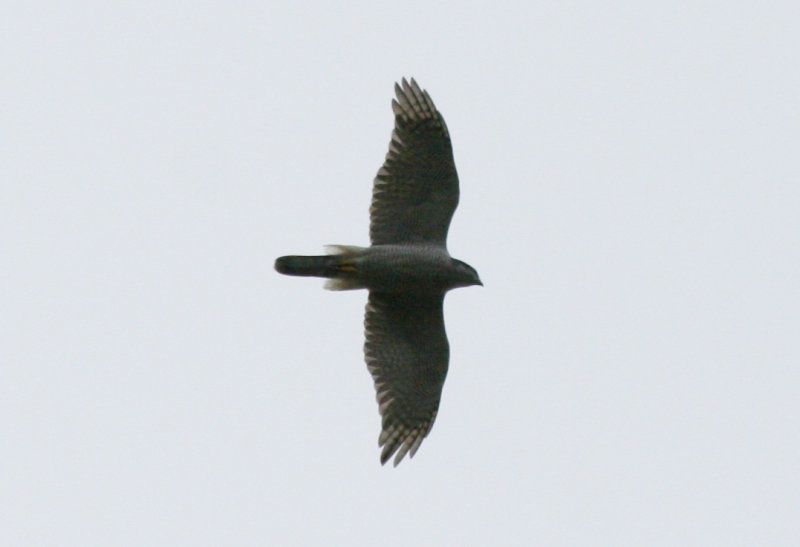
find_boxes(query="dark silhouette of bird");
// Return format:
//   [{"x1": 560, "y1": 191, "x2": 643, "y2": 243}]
[{"x1": 276, "y1": 78, "x2": 481, "y2": 465}]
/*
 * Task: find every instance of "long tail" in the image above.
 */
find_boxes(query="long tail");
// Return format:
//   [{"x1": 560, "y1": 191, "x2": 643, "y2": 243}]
[
  {"x1": 274, "y1": 255, "x2": 340, "y2": 278},
  {"x1": 274, "y1": 245, "x2": 366, "y2": 290}
]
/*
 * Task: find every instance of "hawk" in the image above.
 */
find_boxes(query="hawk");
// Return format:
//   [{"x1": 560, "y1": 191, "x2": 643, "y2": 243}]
[{"x1": 275, "y1": 78, "x2": 481, "y2": 465}]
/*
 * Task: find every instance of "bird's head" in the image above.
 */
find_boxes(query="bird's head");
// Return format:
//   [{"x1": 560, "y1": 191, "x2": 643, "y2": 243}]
[{"x1": 451, "y1": 259, "x2": 483, "y2": 288}]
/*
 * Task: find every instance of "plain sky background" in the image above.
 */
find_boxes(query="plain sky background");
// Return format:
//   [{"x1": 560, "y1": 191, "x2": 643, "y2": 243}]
[{"x1": 3, "y1": 1, "x2": 799, "y2": 545}]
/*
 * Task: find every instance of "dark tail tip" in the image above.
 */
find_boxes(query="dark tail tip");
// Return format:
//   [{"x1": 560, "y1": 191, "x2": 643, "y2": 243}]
[{"x1": 274, "y1": 256, "x2": 293, "y2": 274}]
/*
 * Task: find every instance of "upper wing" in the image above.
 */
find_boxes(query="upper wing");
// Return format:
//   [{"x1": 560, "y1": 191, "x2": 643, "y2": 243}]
[
  {"x1": 370, "y1": 78, "x2": 459, "y2": 247},
  {"x1": 364, "y1": 291, "x2": 449, "y2": 466}
]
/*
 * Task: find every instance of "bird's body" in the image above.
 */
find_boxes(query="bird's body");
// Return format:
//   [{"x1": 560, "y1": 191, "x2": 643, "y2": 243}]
[
  {"x1": 277, "y1": 244, "x2": 476, "y2": 292},
  {"x1": 275, "y1": 79, "x2": 481, "y2": 465}
]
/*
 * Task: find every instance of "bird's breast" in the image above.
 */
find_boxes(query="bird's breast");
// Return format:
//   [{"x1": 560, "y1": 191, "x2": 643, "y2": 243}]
[{"x1": 356, "y1": 245, "x2": 455, "y2": 292}]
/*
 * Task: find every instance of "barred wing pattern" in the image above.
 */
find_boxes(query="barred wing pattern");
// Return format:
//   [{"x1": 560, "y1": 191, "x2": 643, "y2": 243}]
[
  {"x1": 370, "y1": 78, "x2": 460, "y2": 247},
  {"x1": 364, "y1": 291, "x2": 449, "y2": 466}
]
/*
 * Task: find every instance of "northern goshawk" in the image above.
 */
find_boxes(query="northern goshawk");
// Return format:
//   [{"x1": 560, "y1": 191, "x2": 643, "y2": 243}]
[{"x1": 275, "y1": 78, "x2": 481, "y2": 465}]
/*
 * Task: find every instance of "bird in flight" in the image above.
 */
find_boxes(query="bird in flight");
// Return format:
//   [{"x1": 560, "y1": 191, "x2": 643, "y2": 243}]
[{"x1": 275, "y1": 78, "x2": 481, "y2": 466}]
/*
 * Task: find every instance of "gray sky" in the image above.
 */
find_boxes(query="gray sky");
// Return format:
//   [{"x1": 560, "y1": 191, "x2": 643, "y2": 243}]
[{"x1": 3, "y1": 1, "x2": 799, "y2": 545}]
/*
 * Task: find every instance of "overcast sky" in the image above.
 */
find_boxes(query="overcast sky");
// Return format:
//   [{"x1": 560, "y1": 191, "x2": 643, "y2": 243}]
[{"x1": 3, "y1": 2, "x2": 799, "y2": 545}]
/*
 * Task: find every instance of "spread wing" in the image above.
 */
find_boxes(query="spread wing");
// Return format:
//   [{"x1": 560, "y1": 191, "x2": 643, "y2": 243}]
[
  {"x1": 364, "y1": 291, "x2": 449, "y2": 466},
  {"x1": 370, "y1": 78, "x2": 459, "y2": 247}
]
